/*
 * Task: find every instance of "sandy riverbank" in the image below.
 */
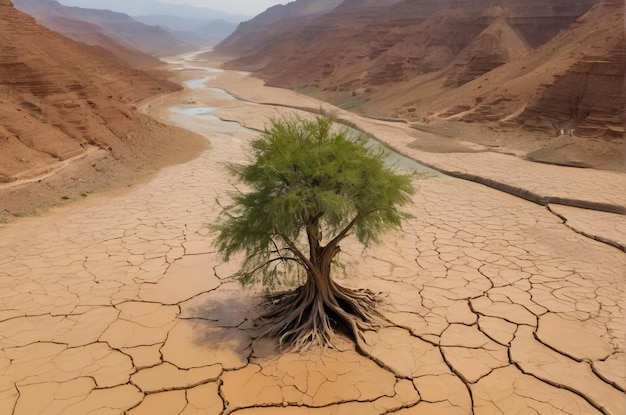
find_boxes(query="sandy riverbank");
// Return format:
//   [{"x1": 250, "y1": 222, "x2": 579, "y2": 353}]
[{"x1": 0, "y1": 98, "x2": 209, "y2": 225}]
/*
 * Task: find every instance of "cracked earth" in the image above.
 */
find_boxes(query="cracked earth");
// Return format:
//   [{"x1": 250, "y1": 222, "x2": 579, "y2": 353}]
[{"x1": 1, "y1": 53, "x2": 625, "y2": 414}]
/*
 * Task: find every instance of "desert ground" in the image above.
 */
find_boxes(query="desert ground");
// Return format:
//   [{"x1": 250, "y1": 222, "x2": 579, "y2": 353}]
[{"x1": 0, "y1": 52, "x2": 624, "y2": 414}]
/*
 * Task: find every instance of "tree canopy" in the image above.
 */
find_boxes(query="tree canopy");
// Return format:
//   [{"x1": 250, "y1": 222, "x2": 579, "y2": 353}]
[{"x1": 213, "y1": 114, "x2": 415, "y2": 350}]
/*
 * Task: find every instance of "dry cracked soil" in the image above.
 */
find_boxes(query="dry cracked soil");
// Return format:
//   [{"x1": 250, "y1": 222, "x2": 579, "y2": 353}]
[{"x1": 0, "y1": 52, "x2": 624, "y2": 414}]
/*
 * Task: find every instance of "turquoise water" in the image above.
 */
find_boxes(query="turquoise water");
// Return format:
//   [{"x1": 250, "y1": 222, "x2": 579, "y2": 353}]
[
  {"x1": 169, "y1": 105, "x2": 249, "y2": 134},
  {"x1": 184, "y1": 77, "x2": 216, "y2": 89},
  {"x1": 343, "y1": 127, "x2": 441, "y2": 176},
  {"x1": 175, "y1": 71, "x2": 441, "y2": 176},
  {"x1": 367, "y1": 139, "x2": 441, "y2": 176},
  {"x1": 170, "y1": 106, "x2": 219, "y2": 120}
]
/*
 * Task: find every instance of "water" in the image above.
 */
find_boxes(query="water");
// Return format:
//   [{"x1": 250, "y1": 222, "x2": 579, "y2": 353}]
[
  {"x1": 170, "y1": 106, "x2": 219, "y2": 120},
  {"x1": 342, "y1": 126, "x2": 442, "y2": 176},
  {"x1": 169, "y1": 105, "x2": 249, "y2": 134},
  {"x1": 172, "y1": 60, "x2": 442, "y2": 177},
  {"x1": 367, "y1": 139, "x2": 441, "y2": 176},
  {"x1": 184, "y1": 76, "x2": 221, "y2": 89}
]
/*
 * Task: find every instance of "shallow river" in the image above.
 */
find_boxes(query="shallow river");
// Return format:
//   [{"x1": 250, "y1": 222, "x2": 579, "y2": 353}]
[{"x1": 165, "y1": 52, "x2": 442, "y2": 176}]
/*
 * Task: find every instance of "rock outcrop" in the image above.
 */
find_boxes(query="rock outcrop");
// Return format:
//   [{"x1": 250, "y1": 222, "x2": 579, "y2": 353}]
[
  {"x1": 442, "y1": 2, "x2": 624, "y2": 138},
  {"x1": 513, "y1": 9, "x2": 625, "y2": 138}
]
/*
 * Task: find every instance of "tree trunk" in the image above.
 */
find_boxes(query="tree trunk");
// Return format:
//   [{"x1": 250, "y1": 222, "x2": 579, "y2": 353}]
[{"x1": 261, "y1": 242, "x2": 380, "y2": 350}]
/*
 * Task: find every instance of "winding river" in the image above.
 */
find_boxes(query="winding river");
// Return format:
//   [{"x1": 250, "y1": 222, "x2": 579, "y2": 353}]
[{"x1": 158, "y1": 51, "x2": 443, "y2": 177}]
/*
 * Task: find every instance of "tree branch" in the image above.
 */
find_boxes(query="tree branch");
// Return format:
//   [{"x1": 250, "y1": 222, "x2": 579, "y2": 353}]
[
  {"x1": 246, "y1": 254, "x2": 302, "y2": 276},
  {"x1": 326, "y1": 208, "x2": 379, "y2": 249},
  {"x1": 277, "y1": 233, "x2": 317, "y2": 275}
]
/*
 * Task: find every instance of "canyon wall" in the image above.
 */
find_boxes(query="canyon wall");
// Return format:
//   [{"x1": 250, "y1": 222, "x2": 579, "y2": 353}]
[{"x1": 217, "y1": 0, "x2": 623, "y2": 139}]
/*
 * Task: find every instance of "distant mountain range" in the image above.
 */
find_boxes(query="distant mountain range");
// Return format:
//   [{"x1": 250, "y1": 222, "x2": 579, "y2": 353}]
[
  {"x1": 216, "y1": 0, "x2": 624, "y2": 140},
  {"x1": 54, "y1": 0, "x2": 249, "y2": 21},
  {"x1": 14, "y1": 0, "x2": 238, "y2": 58},
  {"x1": 133, "y1": 14, "x2": 236, "y2": 45}
]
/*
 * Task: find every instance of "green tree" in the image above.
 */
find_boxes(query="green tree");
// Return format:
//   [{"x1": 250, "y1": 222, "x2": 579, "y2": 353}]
[{"x1": 213, "y1": 115, "x2": 414, "y2": 350}]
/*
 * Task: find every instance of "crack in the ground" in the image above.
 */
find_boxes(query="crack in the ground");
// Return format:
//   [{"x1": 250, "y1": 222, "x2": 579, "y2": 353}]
[
  {"x1": 136, "y1": 377, "x2": 221, "y2": 396},
  {"x1": 507, "y1": 339, "x2": 612, "y2": 415},
  {"x1": 216, "y1": 377, "x2": 229, "y2": 415},
  {"x1": 546, "y1": 206, "x2": 626, "y2": 253},
  {"x1": 468, "y1": 299, "x2": 536, "y2": 328},
  {"x1": 439, "y1": 346, "x2": 476, "y2": 415},
  {"x1": 532, "y1": 323, "x2": 624, "y2": 394},
  {"x1": 225, "y1": 392, "x2": 415, "y2": 415},
  {"x1": 591, "y1": 359, "x2": 626, "y2": 394}
]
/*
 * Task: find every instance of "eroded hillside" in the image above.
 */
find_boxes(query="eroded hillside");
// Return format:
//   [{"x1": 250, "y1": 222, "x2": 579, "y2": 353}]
[
  {"x1": 0, "y1": 0, "x2": 208, "y2": 219},
  {"x1": 13, "y1": 0, "x2": 203, "y2": 57},
  {"x1": 217, "y1": 0, "x2": 624, "y2": 147}
]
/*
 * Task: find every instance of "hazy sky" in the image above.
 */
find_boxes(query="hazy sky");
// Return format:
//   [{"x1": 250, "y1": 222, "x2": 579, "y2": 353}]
[
  {"x1": 162, "y1": 0, "x2": 291, "y2": 15},
  {"x1": 55, "y1": 0, "x2": 292, "y2": 18}
]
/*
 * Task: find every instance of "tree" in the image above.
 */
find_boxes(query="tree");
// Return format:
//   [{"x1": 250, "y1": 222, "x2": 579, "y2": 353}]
[{"x1": 213, "y1": 114, "x2": 414, "y2": 350}]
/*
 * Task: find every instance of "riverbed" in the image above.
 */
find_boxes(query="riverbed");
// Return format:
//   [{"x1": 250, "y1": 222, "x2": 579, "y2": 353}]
[
  {"x1": 0, "y1": 51, "x2": 623, "y2": 414},
  {"x1": 152, "y1": 52, "x2": 443, "y2": 178}
]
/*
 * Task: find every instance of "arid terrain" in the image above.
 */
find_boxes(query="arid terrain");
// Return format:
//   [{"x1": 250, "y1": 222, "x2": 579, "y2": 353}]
[
  {"x1": 217, "y1": 0, "x2": 625, "y2": 171},
  {"x1": 0, "y1": 0, "x2": 209, "y2": 223},
  {"x1": 0, "y1": 0, "x2": 625, "y2": 413},
  {"x1": 2, "y1": 0, "x2": 623, "y2": 221},
  {"x1": 1, "y1": 50, "x2": 625, "y2": 414}
]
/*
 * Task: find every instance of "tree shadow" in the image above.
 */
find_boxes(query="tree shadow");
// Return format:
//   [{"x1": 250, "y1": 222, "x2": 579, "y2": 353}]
[
  {"x1": 185, "y1": 285, "x2": 363, "y2": 361},
  {"x1": 185, "y1": 288, "x2": 284, "y2": 359}
]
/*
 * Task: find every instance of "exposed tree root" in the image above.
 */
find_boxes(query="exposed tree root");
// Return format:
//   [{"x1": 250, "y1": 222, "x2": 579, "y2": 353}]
[{"x1": 260, "y1": 279, "x2": 382, "y2": 351}]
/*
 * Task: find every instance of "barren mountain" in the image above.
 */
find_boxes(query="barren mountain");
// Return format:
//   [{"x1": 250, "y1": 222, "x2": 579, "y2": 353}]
[
  {"x1": 401, "y1": 2, "x2": 624, "y2": 136},
  {"x1": 15, "y1": 12, "x2": 163, "y2": 69},
  {"x1": 13, "y1": 0, "x2": 203, "y2": 56},
  {"x1": 133, "y1": 15, "x2": 237, "y2": 46},
  {"x1": 215, "y1": 0, "x2": 343, "y2": 56},
  {"x1": 217, "y1": 0, "x2": 622, "y2": 147},
  {"x1": 0, "y1": 0, "x2": 208, "y2": 219},
  {"x1": 442, "y1": 17, "x2": 532, "y2": 87},
  {"x1": 218, "y1": 0, "x2": 598, "y2": 83}
]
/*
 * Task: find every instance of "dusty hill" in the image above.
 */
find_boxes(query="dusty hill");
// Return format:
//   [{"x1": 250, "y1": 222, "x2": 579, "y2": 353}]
[
  {"x1": 13, "y1": 0, "x2": 203, "y2": 56},
  {"x1": 0, "y1": 0, "x2": 208, "y2": 221},
  {"x1": 406, "y1": 2, "x2": 624, "y2": 136},
  {"x1": 218, "y1": 0, "x2": 599, "y2": 89},
  {"x1": 217, "y1": 0, "x2": 623, "y2": 166},
  {"x1": 17, "y1": 12, "x2": 163, "y2": 69},
  {"x1": 442, "y1": 17, "x2": 532, "y2": 88},
  {"x1": 215, "y1": 0, "x2": 343, "y2": 58}
]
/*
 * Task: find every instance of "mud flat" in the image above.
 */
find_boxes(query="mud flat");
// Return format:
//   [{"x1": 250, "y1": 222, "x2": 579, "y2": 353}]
[{"x1": 0, "y1": 52, "x2": 624, "y2": 414}]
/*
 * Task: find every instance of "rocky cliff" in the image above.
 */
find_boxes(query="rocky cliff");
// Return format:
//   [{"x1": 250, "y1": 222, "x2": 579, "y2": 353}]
[
  {"x1": 219, "y1": 0, "x2": 598, "y2": 84},
  {"x1": 442, "y1": 17, "x2": 532, "y2": 87},
  {"x1": 19, "y1": 12, "x2": 163, "y2": 69},
  {"x1": 513, "y1": 6, "x2": 624, "y2": 138}
]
